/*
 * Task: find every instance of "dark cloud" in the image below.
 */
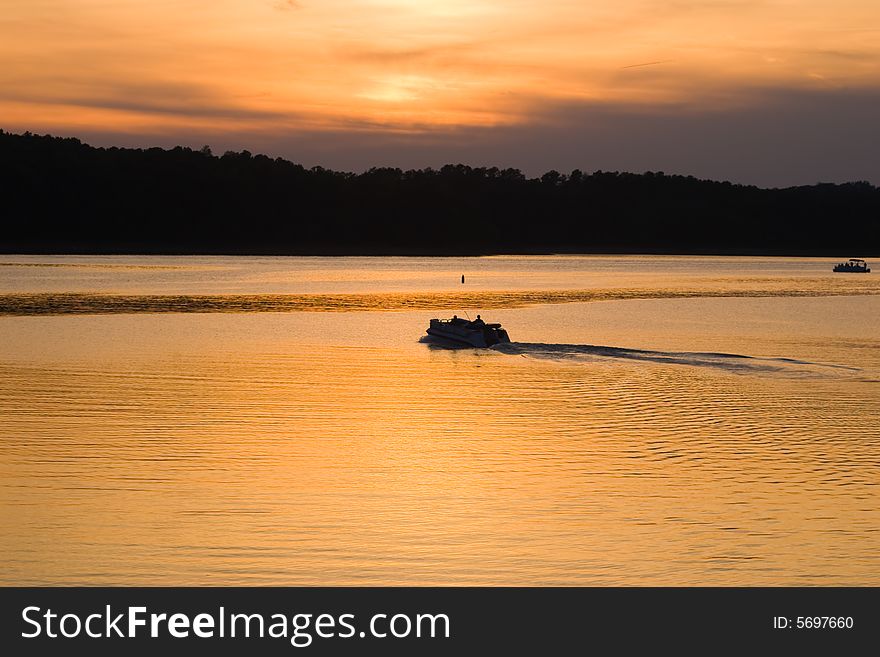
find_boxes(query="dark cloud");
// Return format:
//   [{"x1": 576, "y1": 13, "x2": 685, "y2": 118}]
[
  {"x1": 48, "y1": 86, "x2": 880, "y2": 187},
  {"x1": 3, "y1": 79, "x2": 293, "y2": 122}
]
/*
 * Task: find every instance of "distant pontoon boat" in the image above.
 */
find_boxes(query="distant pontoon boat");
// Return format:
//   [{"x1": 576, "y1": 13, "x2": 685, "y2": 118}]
[
  {"x1": 426, "y1": 315, "x2": 511, "y2": 348},
  {"x1": 833, "y1": 258, "x2": 871, "y2": 273}
]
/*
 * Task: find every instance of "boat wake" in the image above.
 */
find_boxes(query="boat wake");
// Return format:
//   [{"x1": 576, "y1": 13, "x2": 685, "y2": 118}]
[{"x1": 490, "y1": 342, "x2": 866, "y2": 378}]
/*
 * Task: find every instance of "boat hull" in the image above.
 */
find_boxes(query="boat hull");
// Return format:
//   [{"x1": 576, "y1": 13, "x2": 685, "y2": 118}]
[{"x1": 426, "y1": 327, "x2": 490, "y2": 348}]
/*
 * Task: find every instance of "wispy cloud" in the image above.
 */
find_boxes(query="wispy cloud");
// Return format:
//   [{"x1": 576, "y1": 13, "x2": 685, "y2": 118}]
[
  {"x1": 272, "y1": 0, "x2": 301, "y2": 11},
  {"x1": 621, "y1": 60, "x2": 674, "y2": 69}
]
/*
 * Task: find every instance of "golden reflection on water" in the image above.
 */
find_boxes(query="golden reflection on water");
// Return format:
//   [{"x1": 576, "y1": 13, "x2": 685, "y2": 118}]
[
  {"x1": 0, "y1": 257, "x2": 879, "y2": 585},
  {"x1": 2, "y1": 278, "x2": 880, "y2": 316}
]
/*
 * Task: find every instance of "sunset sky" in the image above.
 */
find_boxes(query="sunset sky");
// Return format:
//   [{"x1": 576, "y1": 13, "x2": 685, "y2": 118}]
[{"x1": 2, "y1": 1, "x2": 879, "y2": 184}]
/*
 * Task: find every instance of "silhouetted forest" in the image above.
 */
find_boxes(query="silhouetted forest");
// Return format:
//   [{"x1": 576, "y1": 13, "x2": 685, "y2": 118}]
[{"x1": 1, "y1": 130, "x2": 878, "y2": 255}]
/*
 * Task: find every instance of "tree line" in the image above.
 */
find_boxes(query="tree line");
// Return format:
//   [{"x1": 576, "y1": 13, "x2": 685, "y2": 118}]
[{"x1": 1, "y1": 130, "x2": 877, "y2": 254}]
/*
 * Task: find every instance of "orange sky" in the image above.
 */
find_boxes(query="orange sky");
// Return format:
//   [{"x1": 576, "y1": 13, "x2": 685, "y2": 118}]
[{"x1": 2, "y1": 1, "x2": 879, "y2": 182}]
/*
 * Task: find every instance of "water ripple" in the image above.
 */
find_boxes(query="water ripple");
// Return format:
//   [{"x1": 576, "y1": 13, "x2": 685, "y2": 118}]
[{"x1": 2, "y1": 282, "x2": 879, "y2": 316}]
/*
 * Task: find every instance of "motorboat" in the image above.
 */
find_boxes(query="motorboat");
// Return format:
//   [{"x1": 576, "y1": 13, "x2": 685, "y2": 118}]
[
  {"x1": 833, "y1": 258, "x2": 871, "y2": 273},
  {"x1": 426, "y1": 315, "x2": 511, "y2": 348}
]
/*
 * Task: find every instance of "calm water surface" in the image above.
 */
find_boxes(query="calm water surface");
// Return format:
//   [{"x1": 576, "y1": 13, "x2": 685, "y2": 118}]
[{"x1": 1, "y1": 255, "x2": 878, "y2": 585}]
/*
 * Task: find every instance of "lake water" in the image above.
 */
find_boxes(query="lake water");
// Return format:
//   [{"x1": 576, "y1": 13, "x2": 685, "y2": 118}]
[{"x1": 1, "y1": 255, "x2": 878, "y2": 585}]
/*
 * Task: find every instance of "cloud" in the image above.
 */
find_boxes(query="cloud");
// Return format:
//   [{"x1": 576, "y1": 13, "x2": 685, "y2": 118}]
[
  {"x1": 0, "y1": 78, "x2": 294, "y2": 122},
  {"x1": 621, "y1": 60, "x2": 675, "y2": 70},
  {"x1": 272, "y1": 0, "x2": 301, "y2": 10},
  {"x1": 23, "y1": 85, "x2": 877, "y2": 188}
]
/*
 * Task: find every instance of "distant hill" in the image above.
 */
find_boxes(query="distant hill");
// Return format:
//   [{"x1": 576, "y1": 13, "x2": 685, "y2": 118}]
[{"x1": 1, "y1": 130, "x2": 877, "y2": 255}]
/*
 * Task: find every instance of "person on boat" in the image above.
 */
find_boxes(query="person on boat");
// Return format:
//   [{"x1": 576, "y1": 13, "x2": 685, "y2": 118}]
[{"x1": 471, "y1": 314, "x2": 485, "y2": 326}]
